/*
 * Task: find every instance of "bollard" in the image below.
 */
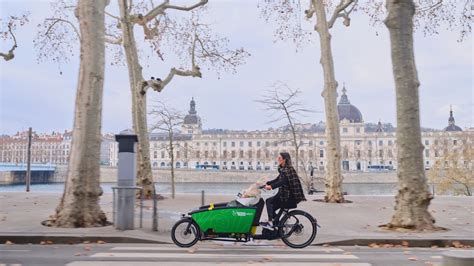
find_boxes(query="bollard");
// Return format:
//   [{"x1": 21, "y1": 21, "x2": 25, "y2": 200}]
[
  {"x1": 152, "y1": 183, "x2": 158, "y2": 231},
  {"x1": 114, "y1": 132, "x2": 138, "y2": 230},
  {"x1": 201, "y1": 190, "x2": 205, "y2": 206},
  {"x1": 442, "y1": 250, "x2": 474, "y2": 266}
]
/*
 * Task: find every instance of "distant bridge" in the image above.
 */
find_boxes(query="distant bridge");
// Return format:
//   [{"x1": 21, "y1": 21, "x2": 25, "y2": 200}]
[{"x1": 0, "y1": 163, "x2": 56, "y2": 172}]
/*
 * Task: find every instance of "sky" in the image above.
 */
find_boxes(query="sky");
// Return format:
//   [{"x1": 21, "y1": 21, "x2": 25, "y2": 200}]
[{"x1": 0, "y1": 0, "x2": 472, "y2": 135}]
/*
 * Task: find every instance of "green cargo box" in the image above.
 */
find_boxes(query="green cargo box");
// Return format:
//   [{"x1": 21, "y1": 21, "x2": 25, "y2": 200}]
[{"x1": 190, "y1": 206, "x2": 256, "y2": 234}]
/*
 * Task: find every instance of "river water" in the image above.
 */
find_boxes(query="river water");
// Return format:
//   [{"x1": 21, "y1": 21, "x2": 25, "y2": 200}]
[{"x1": 0, "y1": 182, "x2": 405, "y2": 195}]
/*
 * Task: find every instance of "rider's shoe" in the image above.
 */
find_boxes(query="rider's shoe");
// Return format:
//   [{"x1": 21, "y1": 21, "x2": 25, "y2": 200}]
[{"x1": 260, "y1": 221, "x2": 274, "y2": 230}]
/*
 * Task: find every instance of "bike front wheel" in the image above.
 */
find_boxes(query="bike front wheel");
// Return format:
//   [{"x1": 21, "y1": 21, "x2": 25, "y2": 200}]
[
  {"x1": 171, "y1": 218, "x2": 200, "y2": 248},
  {"x1": 279, "y1": 210, "x2": 317, "y2": 248}
]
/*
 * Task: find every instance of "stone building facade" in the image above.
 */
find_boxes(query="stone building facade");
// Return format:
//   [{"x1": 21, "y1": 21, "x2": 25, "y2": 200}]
[{"x1": 109, "y1": 87, "x2": 471, "y2": 173}]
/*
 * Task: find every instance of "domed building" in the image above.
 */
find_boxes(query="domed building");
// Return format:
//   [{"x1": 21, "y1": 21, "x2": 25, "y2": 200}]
[
  {"x1": 337, "y1": 85, "x2": 363, "y2": 123},
  {"x1": 182, "y1": 98, "x2": 202, "y2": 135},
  {"x1": 444, "y1": 106, "x2": 463, "y2": 132}
]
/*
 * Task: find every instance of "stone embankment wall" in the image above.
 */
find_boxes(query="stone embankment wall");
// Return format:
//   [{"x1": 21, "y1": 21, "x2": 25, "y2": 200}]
[
  {"x1": 1, "y1": 166, "x2": 398, "y2": 185},
  {"x1": 53, "y1": 166, "x2": 398, "y2": 183}
]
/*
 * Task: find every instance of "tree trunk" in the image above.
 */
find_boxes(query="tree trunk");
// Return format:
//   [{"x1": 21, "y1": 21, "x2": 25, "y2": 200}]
[
  {"x1": 313, "y1": 0, "x2": 344, "y2": 203},
  {"x1": 50, "y1": 0, "x2": 109, "y2": 227},
  {"x1": 118, "y1": 0, "x2": 154, "y2": 198},
  {"x1": 384, "y1": 0, "x2": 436, "y2": 230},
  {"x1": 169, "y1": 132, "x2": 175, "y2": 199}
]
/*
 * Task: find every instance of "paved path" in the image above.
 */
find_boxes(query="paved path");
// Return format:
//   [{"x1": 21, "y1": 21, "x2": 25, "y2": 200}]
[{"x1": 0, "y1": 193, "x2": 473, "y2": 246}]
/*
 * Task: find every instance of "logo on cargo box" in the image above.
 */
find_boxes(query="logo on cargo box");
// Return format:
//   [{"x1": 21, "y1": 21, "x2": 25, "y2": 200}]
[{"x1": 232, "y1": 210, "x2": 251, "y2": 217}]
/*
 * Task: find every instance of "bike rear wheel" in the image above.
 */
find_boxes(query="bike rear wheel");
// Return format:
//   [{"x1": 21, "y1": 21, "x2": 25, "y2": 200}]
[
  {"x1": 171, "y1": 218, "x2": 200, "y2": 248},
  {"x1": 279, "y1": 210, "x2": 317, "y2": 248}
]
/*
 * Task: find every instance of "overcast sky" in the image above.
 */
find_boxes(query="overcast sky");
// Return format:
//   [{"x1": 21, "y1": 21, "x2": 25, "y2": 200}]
[{"x1": 1, "y1": 0, "x2": 472, "y2": 135}]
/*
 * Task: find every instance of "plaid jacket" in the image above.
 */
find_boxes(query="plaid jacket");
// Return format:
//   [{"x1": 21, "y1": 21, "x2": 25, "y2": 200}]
[{"x1": 276, "y1": 166, "x2": 307, "y2": 204}]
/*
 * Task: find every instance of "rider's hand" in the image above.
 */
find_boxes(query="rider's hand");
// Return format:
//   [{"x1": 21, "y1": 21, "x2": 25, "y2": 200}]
[{"x1": 264, "y1": 185, "x2": 272, "y2": 190}]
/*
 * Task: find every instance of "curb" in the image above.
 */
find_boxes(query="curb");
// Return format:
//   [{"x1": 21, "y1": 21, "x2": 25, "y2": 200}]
[
  {"x1": 318, "y1": 238, "x2": 474, "y2": 248},
  {"x1": 2, "y1": 234, "x2": 473, "y2": 248},
  {"x1": 0, "y1": 235, "x2": 171, "y2": 245}
]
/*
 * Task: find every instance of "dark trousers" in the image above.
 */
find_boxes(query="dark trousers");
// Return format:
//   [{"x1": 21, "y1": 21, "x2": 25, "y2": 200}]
[{"x1": 266, "y1": 194, "x2": 281, "y2": 222}]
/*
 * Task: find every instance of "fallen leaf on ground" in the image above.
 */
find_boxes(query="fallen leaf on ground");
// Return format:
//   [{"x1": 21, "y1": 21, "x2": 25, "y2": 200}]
[
  {"x1": 263, "y1": 256, "x2": 272, "y2": 261},
  {"x1": 40, "y1": 241, "x2": 46, "y2": 245},
  {"x1": 74, "y1": 253, "x2": 82, "y2": 256},
  {"x1": 83, "y1": 241, "x2": 90, "y2": 244},
  {"x1": 96, "y1": 240, "x2": 106, "y2": 244},
  {"x1": 404, "y1": 251, "x2": 411, "y2": 254},
  {"x1": 369, "y1": 243, "x2": 380, "y2": 248},
  {"x1": 46, "y1": 240, "x2": 53, "y2": 245},
  {"x1": 408, "y1": 257, "x2": 418, "y2": 261},
  {"x1": 5, "y1": 240, "x2": 13, "y2": 245},
  {"x1": 323, "y1": 244, "x2": 330, "y2": 247},
  {"x1": 431, "y1": 245, "x2": 438, "y2": 249},
  {"x1": 401, "y1": 240, "x2": 409, "y2": 247}
]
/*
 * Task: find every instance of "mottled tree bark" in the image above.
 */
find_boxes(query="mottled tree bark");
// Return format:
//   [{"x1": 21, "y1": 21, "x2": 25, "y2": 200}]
[
  {"x1": 50, "y1": 0, "x2": 109, "y2": 227},
  {"x1": 312, "y1": 0, "x2": 344, "y2": 203},
  {"x1": 384, "y1": 0, "x2": 436, "y2": 230},
  {"x1": 118, "y1": 0, "x2": 154, "y2": 198}
]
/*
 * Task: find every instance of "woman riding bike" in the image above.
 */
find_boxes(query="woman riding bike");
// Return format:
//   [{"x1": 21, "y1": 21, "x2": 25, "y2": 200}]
[{"x1": 262, "y1": 152, "x2": 306, "y2": 229}]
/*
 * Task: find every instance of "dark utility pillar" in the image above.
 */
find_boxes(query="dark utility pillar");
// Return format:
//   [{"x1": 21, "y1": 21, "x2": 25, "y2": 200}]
[{"x1": 115, "y1": 132, "x2": 138, "y2": 230}]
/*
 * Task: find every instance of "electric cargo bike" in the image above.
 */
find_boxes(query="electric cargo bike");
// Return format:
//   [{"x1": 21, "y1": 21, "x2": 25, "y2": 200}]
[{"x1": 171, "y1": 187, "x2": 318, "y2": 249}]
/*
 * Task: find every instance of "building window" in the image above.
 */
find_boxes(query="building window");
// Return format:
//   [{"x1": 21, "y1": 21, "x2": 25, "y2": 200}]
[
  {"x1": 204, "y1": 151, "x2": 209, "y2": 158},
  {"x1": 212, "y1": 151, "x2": 217, "y2": 158},
  {"x1": 196, "y1": 142, "x2": 200, "y2": 146},
  {"x1": 425, "y1": 140, "x2": 429, "y2": 146},
  {"x1": 231, "y1": 142, "x2": 235, "y2": 147},
  {"x1": 368, "y1": 141, "x2": 372, "y2": 146},
  {"x1": 434, "y1": 150, "x2": 439, "y2": 157},
  {"x1": 356, "y1": 150, "x2": 361, "y2": 158},
  {"x1": 434, "y1": 140, "x2": 439, "y2": 145},
  {"x1": 223, "y1": 142, "x2": 227, "y2": 147},
  {"x1": 368, "y1": 150, "x2": 372, "y2": 157},
  {"x1": 176, "y1": 151, "x2": 180, "y2": 158},
  {"x1": 196, "y1": 151, "x2": 200, "y2": 158},
  {"x1": 248, "y1": 150, "x2": 253, "y2": 158},
  {"x1": 379, "y1": 140, "x2": 383, "y2": 146},
  {"x1": 257, "y1": 150, "x2": 261, "y2": 159},
  {"x1": 343, "y1": 128, "x2": 348, "y2": 133},
  {"x1": 257, "y1": 141, "x2": 261, "y2": 147},
  {"x1": 319, "y1": 141, "x2": 324, "y2": 145},
  {"x1": 453, "y1": 140, "x2": 457, "y2": 145},
  {"x1": 240, "y1": 150, "x2": 244, "y2": 158},
  {"x1": 161, "y1": 151, "x2": 165, "y2": 159},
  {"x1": 240, "y1": 141, "x2": 244, "y2": 147},
  {"x1": 309, "y1": 150, "x2": 314, "y2": 158},
  {"x1": 388, "y1": 150, "x2": 393, "y2": 158},
  {"x1": 356, "y1": 127, "x2": 360, "y2": 133},
  {"x1": 388, "y1": 140, "x2": 393, "y2": 146},
  {"x1": 379, "y1": 150, "x2": 383, "y2": 157},
  {"x1": 231, "y1": 151, "x2": 236, "y2": 158},
  {"x1": 248, "y1": 141, "x2": 252, "y2": 147},
  {"x1": 319, "y1": 149, "x2": 324, "y2": 158},
  {"x1": 425, "y1": 149, "x2": 430, "y2": 158},
  {"x1": 223, "y1": 150, "x2": 228, "y2": 158},
  {"x1": 204, "y1": 142, "x2": 208, "y2": 146}
]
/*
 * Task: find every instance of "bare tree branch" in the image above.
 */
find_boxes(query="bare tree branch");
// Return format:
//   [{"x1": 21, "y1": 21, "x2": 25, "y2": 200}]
[
  {"x1": 0, "y1": 24, "x2": 17, "y2": 61},
  {"x1": 138, "y1": 0, "x2": 208, "y2": 24},
  {"x1": 328, "y1": 0, "x2": 358, "y2": 29},
  {"x1": 45, "y1": 18, "x2": 81, "y2": 40},
  {"x1": 105, "y1": 11, "x2": 120, "y2": 20}
]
